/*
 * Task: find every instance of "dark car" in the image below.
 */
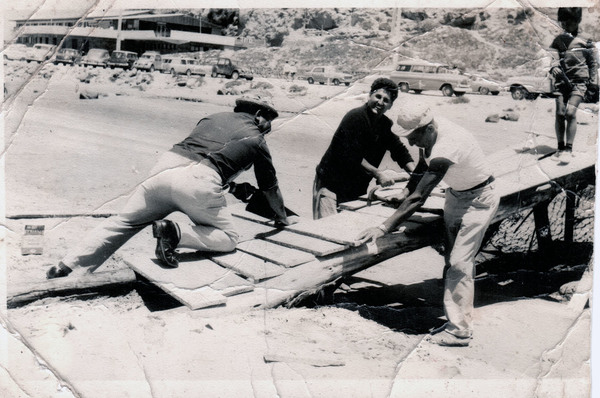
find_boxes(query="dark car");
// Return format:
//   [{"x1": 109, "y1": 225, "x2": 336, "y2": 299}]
[
  {"x1": 107, "y1": 50, "x2": 138, "y2": 70},
  {"x1": 211, "y1": 57, "x2": 253, "y2": 80},
  {"x1": 54, "y1": 48, "x2": 82, "y2": 65}
]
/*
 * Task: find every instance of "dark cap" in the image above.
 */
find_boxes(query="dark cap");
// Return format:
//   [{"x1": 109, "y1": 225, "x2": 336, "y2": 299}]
[{"x1": 235, "y1": 95, "x2": 279, "y2": 120}]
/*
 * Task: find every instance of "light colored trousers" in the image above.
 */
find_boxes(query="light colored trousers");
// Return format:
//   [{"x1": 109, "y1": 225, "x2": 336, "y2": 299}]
[
  {"x1": 61, "y1": 151, "x2": 238, "y2": 272},
  {"x1": 312, "y1": 174, "x2": 338, "y2": 220},
  {"x1": 443, "y1": 183, "x2": 499, "y2": 338}
]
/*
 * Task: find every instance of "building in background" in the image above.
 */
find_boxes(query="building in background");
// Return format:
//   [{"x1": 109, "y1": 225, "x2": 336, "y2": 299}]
[{"x1": 11, "y1": 9, "x2": 247, "y2": 54}]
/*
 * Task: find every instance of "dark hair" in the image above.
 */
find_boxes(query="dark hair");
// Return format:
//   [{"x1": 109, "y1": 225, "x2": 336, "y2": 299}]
[
  {"x1": 557, "y1": 7, "x2": 582, "y2": 24},
  {"x1": 370, "y1": 77, "x2": 398, "y2": 102}
]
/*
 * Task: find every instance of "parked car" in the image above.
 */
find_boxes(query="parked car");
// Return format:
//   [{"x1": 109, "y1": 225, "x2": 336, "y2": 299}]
[
  {"x1": 133, "y1": 51, "x2": 164, "y2": 72},
  {"x1": 389, "y1": 60, "x2": 471, "y2": 96},
  {"x1": 3, "y1": 43, "x2": 28, "y2": 61},
  {"x1": 506, "y1": 70, "x2": 557, "y2": 100},
  {"x1": 25, "y1": 43, "x2": 56, "y2": 63},
  {"x1": 159, "y1": 56, "x2": 175, "y2": 73},
  {"x1": 468, "y1": 75, "x2": 502, "y2": 95},
  {"x1": 107, "y1": 50, "x2": 138, "y2": 69},
  {"x1": 211, "y1": 58, "x2": 253, "y2": 80},
  {"x1": 81, "y1": 48, "x2": 110, "y2": 68},
  {"x1": 305, "y1": 66, "x2": 353, "y2": 86},
  {"x1": 54, "y1": 48, "x2": 82, "y2": 65},
  {"x1": 167, "y1": 57, "x2": 206, "y2": 77}
]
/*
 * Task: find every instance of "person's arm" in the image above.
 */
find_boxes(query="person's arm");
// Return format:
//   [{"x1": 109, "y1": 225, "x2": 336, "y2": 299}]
[
  {"x1": 253, "y1": 139, "x2": 297, "y2": 225},
  {"x1": 360, "y1": 159, "x2": 398, "y2": 187},
  {"x1": 262, "y1": 185, "x2": 293, "y2": 225},
  {"x1": 356, "y1": 158, "x2": 451, "y2": 244},
  {"x1": 386, "y1": 131, "x2": 416, "y2": 175}
]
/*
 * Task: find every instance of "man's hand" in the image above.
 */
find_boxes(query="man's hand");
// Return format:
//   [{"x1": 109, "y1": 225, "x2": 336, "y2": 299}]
[
  {"x1": 356, "y1": 226, "x2": 385, "y2": 245},
  {"x1": 274, "y1": 215, "x2": 301, "y2": 227},
  {"x1": 550, "y1": 66, "x2": 562, "y2": 78},
  {"x1": 229, "y1": 182, "x2": 257, "y2": 202},
  {"x1": 376, "y1": 169, "x2": 400, "y2": 187},
  {"x1": 388, "y1": 188, "x2": 409, "y2": 204}
]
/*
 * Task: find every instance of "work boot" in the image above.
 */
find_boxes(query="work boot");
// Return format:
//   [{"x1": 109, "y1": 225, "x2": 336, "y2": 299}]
[
  {"x1": 46, "y1": 262, "x2": 73, "y2": 279},
  {"x1": 152, "y1": 220, "x2": 181, "y2": 268}
]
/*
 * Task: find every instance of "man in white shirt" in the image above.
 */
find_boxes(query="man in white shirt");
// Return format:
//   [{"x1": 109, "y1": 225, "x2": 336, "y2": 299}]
[{"x1": 357, "y1": 103, "x2": 500, "y2": 347}]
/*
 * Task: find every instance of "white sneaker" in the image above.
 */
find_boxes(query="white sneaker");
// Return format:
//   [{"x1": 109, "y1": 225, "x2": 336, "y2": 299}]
[{"x1": 550, "y1": 150, "x2": 562, "y2": 162}]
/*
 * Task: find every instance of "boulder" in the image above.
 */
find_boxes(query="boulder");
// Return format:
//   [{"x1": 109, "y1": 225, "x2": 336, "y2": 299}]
[
  {"x1": 500, "y1": 112, "x2": 519, "y2": 121},
  {"x1": 485, "y1": 114, "x2": 500, "y2": 123},
  {"x1": 79, "y1": 90, "x2": 99, "y2": 100}
]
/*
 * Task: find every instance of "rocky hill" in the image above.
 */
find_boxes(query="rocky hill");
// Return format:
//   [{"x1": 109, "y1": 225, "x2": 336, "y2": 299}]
[{"x1": 203, "y1": 7, "x2": 600, "y2": 82}]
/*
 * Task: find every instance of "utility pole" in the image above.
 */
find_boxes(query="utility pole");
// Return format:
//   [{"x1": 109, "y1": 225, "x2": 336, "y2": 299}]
[{"x1": 116, "y1": 9, "x2": 122, "y2": 51}]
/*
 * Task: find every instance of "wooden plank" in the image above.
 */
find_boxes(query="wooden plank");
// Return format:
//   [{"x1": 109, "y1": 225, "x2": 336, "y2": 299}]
[
  {"x1": 356, "y1": 203, "x2": 443, "y2": 224},
  {"x1": 232, "y1": 208, "x2": 273, "y2": 226},
  {"x1": 126, "y1": 257, "x2": 228, "y2": 310},
  {"x1": 209, "y1": 250, "x2": 285, "y2": 281},
  {"x1": 236, "y1": 239, "x2": 315, "y2": 268},
  {"x1": 233, "y1": 215, "x2": 276, "y2": 242},
  {"x1": 338, "y1": 199, "x2": 377, "y2": 211},
  {"x1": 210, "y1": 272, "x2": 254, "y2": 297},
  {"x1": 286, "y1": 211, "x2": 388, "y2": 246},
  {"x1": 262, "y1": 230, "x2": 347, "y2": 257}
]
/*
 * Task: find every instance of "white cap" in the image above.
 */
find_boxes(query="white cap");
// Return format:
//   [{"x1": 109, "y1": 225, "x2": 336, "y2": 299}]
[{"x1": 396, "y1": 103, "x2": 433, "y2": 135}]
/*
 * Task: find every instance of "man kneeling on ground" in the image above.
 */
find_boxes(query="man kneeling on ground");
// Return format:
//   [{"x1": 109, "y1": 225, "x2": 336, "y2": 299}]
[{"x1": 47, "y1": 96, "x2": 296, "y2": 278}]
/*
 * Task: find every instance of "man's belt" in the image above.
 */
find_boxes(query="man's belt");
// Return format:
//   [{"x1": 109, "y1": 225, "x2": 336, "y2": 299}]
[{"x1": 455, "y1": 176, "x2": 495, "y2": 192}]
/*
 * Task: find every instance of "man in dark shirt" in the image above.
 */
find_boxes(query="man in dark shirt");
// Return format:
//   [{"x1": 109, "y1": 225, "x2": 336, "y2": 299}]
[
  {"x1": 313, "y1": 77, "x2": 415, "y2": 219},
  {"x1": 47, "y1": 96, "x2": 294, "y2": 278}
]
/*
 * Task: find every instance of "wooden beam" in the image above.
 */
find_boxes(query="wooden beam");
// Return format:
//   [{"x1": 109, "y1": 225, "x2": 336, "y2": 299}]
[
  {"x1": 493, "y1": 165, "x2": 594, "y2": 224},
  {"x1": 533, "y1": 201, "x2": 552, "y2": 253},
  {"x1": 7, "y1": 268, "x2": 136, "y2": 308},
  {"x1": 564, "y1": 190, "x2": 576, "y2": 244}
]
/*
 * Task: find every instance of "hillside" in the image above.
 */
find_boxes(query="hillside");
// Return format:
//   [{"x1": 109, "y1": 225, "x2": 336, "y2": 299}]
[{"x1": 209, "y1": 7, "x2": 600, "y2": 82}]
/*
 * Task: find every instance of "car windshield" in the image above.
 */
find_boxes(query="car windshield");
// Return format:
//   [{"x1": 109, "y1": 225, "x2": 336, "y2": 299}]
[
  {"x1": 112, "y1": 52, "x2": 126, "y2": 58},
  {"x1": 88, "y1": 50, "x2": 106, "y2": 56}
]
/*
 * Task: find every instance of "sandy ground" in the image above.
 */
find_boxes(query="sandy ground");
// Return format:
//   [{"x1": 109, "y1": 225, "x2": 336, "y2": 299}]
[{"x1": 1, "y1": 61, "x2": 597, "y2": 397}]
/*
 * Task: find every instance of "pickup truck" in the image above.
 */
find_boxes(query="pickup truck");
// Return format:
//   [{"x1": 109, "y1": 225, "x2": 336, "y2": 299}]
[
  {"x1": 305, "y1": 66, "x2": 353, "y2": 86},
  {"x1": 211, "y1": 58, "x2": 253, "y2": 80},
  {"x1": 506, "y1": 71, "x2": 556, "y2": 100}
]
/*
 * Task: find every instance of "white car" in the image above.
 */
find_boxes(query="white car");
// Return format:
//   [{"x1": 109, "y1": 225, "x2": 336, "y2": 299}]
[
  {"x1": 25, "y1": 43, "x2": 56, "y2": 63},
  {"x1": 305, "y1": 66, "x2": 353, "y2": 86},
  {"x1": 3, "y1": 43, "x2": 28, "y2": 61},
  {"x1": 133, "y1": 51, "x2": 164, "y2": 72},
  {"x1": 166, "y1": 57, "x2": 206, "y2": 77},
  {"x1": 469, "y1": 75, "x2": 502, "y2": 95}
]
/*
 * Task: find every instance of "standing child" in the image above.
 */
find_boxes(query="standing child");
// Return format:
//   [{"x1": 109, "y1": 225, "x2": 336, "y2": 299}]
[{"x1": 549, "y1": 7, "x2": 598, "y2": 164}]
